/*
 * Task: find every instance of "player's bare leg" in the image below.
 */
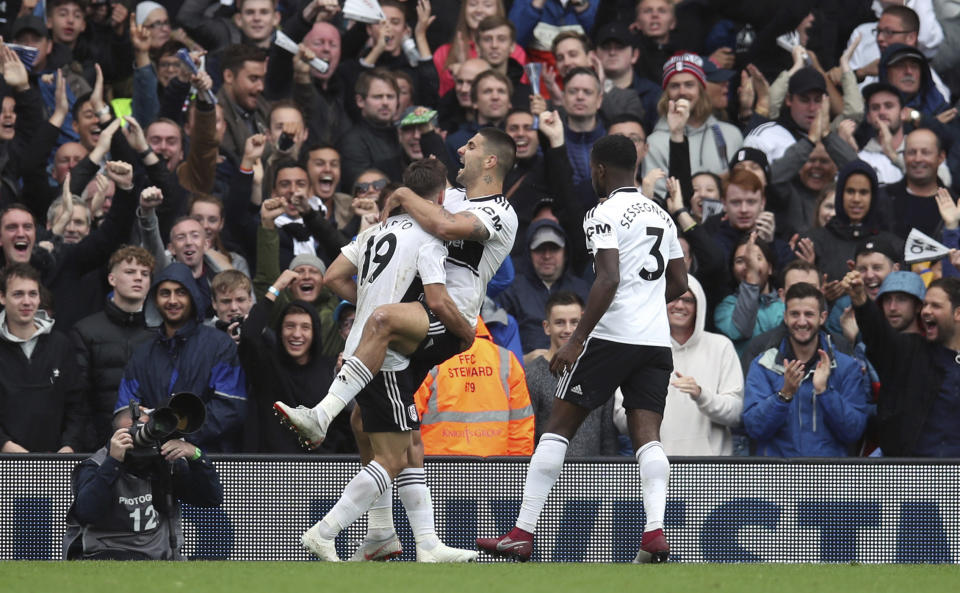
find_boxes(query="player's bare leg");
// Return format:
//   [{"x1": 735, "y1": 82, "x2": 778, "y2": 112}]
[
  {"x1": 477, "y1": 399, "x2": 590, "y2": 561},
  {"x1": 350, "y1": 409, "x2": 477, "y2": 562},
  {"x1": 275, "y1": 302, "x2": 429, "y2": 447},
  {"x1": 626, "y1": 409, "x2": 670, "y2": 563},
  {"x1": 347, "y1": 406, "x2": 402, "y2": 561},
  {"x1": 302, "y1": 431, "x2": 412, "y2": 561}
]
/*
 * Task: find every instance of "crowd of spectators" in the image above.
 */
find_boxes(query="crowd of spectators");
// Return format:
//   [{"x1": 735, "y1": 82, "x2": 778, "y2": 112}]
[{"x1": 1, "y1": 0, "x2": 960, "y2": 460}]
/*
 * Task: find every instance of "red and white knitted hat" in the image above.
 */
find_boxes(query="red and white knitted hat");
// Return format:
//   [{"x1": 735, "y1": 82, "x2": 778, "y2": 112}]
[{"x1": 661, "y1": 53, "x2": 706, "y2": 89}]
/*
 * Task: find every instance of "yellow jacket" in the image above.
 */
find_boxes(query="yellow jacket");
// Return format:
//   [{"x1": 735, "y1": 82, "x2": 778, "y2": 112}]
[{"x1": 415, "y1": 318, "x2": 534, "y2": 456}]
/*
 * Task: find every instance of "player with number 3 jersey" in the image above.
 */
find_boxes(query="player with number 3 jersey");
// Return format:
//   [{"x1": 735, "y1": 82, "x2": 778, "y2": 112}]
[{"x1": 478, "y1": 134, "x2": 688, "y2": 564}]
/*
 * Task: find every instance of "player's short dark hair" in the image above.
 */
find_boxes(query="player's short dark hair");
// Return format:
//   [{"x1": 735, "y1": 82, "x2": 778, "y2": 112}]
[
  {"x1": 590, "y1": 134, "x2": 636, "y2": 173},
  {"x1": 470, "y1": 69, "x2": 513, "y2": 104},
  {"x1": 378, "y1": 181, "x2": 402, "y2": 213},
  {"x1": 478, "y1": 127, "x2": 516, "y2": 178},
  {"x1": 883, "y1": 5, "x2": 920, "y2": 33},
  {"x1": 545, "y1": 290, "x2": 584, "y2": 320},
  {"x1": 780, "y1": 259, "x2": 821, "y2": 289},
  {"x1": 403, "y1": 159, "x2": 447, "y2": 200},
  {"x1": 356, "y1": 68, "x2": 399, "y2": 98},
  {"x1": 929, "y1": 277, "x2": 960, "y2": 310},
  {"x1": 551, "y1": 30, "x2": 591, "y2": 56},
  {"x1": 477, "y1": 15, "x2": 516, "y2": 41},
  {"x1": 784, "y1": 281, "x2": 827, "y2": 312},
  {"x1": 221, "y1": 44, "x2": 268, "y2": 76},
  {"x1": 0, "y1": 263, "x2": 42, "y2": 294}
]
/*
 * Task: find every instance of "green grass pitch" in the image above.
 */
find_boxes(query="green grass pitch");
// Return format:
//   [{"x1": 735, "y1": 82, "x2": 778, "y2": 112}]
[{"x1": 3, "y1": 562, "x2": 958, "y2": 593}]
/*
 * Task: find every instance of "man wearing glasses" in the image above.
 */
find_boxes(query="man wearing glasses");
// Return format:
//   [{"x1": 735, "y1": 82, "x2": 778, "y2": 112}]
[{"x1": 839, "y1": 3, "x2": 949, "y2": 100}]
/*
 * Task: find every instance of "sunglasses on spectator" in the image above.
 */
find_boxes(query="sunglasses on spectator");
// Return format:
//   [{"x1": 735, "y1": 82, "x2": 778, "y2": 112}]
[{"x1": 354, "y1": 179, "x2": 388, "y2": 195}]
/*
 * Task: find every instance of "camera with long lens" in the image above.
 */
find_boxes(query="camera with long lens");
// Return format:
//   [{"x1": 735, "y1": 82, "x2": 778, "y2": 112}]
[{"x1": 125, "y1": 392, "x2": 206, "y2": 471}]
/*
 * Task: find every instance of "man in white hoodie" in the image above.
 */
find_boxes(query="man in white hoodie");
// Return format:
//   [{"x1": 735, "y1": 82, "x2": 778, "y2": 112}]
[
  {"x1": 660, "y1": 275, "x2": 744, "y2": 455},
  {"x1": 0, "y1": 263, "x2": 83, "y2": 453}
]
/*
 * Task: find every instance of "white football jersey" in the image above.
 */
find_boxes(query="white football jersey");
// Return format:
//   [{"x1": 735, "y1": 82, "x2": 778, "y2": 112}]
[
  {"x1": 341, "y1": 214, "x2": 447, "y2": 371},
  {"x1": 584, "y1": 186, "x2": 683, "y2": 347},
  {"x1": 443, "y1": 192, "x2": 518, "y2": 327}
]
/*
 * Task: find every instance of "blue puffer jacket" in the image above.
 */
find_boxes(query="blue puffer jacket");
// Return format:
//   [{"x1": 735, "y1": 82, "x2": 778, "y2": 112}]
[
  {"x1": 115, "y1": 263, "x2": 247, "y2": 452},
  {"x1": 743, "y1": 333, "x2": 869, "y2": 457}
]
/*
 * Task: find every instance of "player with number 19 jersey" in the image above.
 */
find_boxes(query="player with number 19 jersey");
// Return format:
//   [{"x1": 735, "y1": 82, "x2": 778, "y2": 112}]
[
  {"x1": 584, "y1": 187, "x2": 683, "y2": 347},
  {"x1": 441, "y1": 188, "x2": 518, "y2": 327},
  {"x1": 340, "y1": 214, "x2": 447, "y2": 371}
]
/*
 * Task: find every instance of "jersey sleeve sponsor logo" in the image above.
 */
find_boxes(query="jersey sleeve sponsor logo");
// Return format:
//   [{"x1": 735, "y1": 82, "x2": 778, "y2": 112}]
[
  {"x1": 478, "y1": 206, "x2": 504, "y2": 232},
  {"x1": 586, "y1": 222, "x2": 612, "y2": 240}
]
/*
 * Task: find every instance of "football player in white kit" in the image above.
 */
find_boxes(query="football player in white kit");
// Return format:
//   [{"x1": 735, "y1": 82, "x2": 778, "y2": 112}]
[
  {"x1": 276, "y1": 130, "x2": 519, "y2": 560},
  {"x1": 477, "y1": 134, "x2": 688, "y2": 563}
]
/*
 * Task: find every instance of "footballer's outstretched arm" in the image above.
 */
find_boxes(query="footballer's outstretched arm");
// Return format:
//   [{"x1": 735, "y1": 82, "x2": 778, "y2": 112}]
[
  {"x1": 665, "y1": 257, "x2": 688, "y2": 302},
  {"x1": 393, "y1": 187, "x2": 491, "y2": 242},
  {"x1": 423, "y1": 283, "x2": 476, "y2": 348},
  {"x1": 324, "y1": 254, "x2": 358, "y2": 304}
]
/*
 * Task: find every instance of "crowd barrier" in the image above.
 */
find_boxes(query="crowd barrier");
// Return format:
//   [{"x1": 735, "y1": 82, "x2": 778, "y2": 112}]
[{"x1": 2, "y1": 454, "x2": 957, "y2": 563}]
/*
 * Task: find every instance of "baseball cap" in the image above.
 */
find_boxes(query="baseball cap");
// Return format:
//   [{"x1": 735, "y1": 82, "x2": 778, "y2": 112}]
[
  {"x1": 876, "y1": 271, "x2": 926, "y2": 302},
  {"x1": 11, "y1": 16, "x2": 48, "y2": 39},
  {"x1": 729, "y1": 147, "x2": 770, "y2": 181},
  {"x1": 662, "y1": 53, "x2": 706, "y2": 89},
  {"x1": 595, "y1": 22, "x2": 634, "y2": 47},
  {"x1": 884, "y1": 44, "x2": 925, "y2": 67},
  {"x1": 703, "y1": 60, "x2": 735, "y2": 83},
  {"x1": 288, "y1": 253, "x2": 327, "y2": 274},
  {"x1": 788, "y1": 67, "x2": 827, "y2": 95},
  {"x1": 528, "y1": 219, "x2": 566, "y2": 250},
  {"x1": 854, "y1": 236, "x2": 899, "y2": 263}
]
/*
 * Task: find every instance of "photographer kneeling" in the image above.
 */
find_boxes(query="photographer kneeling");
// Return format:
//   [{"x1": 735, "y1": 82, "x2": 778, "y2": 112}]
[{"x1": 63, "y1": 402, "x2": 223, "y2": 560}]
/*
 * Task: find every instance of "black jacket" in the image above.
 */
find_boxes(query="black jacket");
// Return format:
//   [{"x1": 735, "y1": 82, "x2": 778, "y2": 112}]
[
  {"x1": 0, "y1": 318, "x2": 84, "y2": 451},
  {"x1": 71, "y1": 299, "x2": 154, "y2": 451},
  {"x1": 808, "y1": 160, "x2": 902, "y2": 282},
  {"x1": 338, "y1": 117, "x2": 402, "y2": 191},
  {"x1": 238, "y1": 298, "x2": 354, "y2": 454},
  {"x1": 854, "y1": 297, "x2": 944, "y2": 456}
]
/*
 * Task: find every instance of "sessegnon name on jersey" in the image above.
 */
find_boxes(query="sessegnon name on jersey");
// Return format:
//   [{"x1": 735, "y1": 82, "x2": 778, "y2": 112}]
[{"x1": 619, "y1": 200, "x2": 674, "y2": 229}]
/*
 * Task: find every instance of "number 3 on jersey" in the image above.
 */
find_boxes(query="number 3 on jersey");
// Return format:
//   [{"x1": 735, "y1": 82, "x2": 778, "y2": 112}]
[
  {"x1": 639, "y1": 227, "x2": 665, "y2": 281},
  {"x1": 360, "y1": 233, "x2": 397, "y2": 285}
]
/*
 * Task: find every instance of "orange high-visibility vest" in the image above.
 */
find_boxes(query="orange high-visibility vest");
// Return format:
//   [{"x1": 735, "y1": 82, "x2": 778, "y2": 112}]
[{"x1": 414, "y1": 318, "x2": 534, "y2": 456}]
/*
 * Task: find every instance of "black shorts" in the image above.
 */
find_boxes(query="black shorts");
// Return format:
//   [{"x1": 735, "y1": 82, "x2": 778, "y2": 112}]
[
  {"x1": 356, "y1": 365, "x2": 424, "y2": 433},
  {"x1": 410, "y1": 297, "x2": 464, "y2": 368},
  {"x1": 555, "y1": 338, "x2": 673, "y2": 415}
]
